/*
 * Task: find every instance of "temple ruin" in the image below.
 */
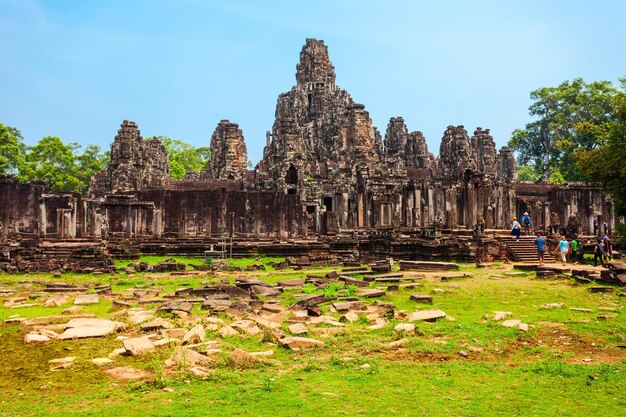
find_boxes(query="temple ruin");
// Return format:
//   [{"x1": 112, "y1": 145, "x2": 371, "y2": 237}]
[{"x1": 0, "y1": 39, "x2": 615, "y2": 270}]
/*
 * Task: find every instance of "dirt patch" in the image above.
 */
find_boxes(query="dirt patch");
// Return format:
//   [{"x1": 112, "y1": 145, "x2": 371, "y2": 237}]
[{"x1": 507, "y1": 325, "x2": 625, "y2": 364}]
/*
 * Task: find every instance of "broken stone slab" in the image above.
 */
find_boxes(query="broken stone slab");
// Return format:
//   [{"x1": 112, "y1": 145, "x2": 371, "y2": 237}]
[
  {"x1": 74, "y1": 294, "x2": 99, "y2": 305},
  {"x1": 405, "y1": 309, "x2": 446, "y2": 323},
  {"x1": 332, "y1": 301, "x2": 365, "y2": 312},
  {"x1": 277, "y1": 278, "x2": 304, "y2": 288},
  {"x1": 409, "y1": 294, "x2": 433, "y2": 304},
  {"x1": 111, "y1": 300, "x2": 132, "y2": 310},
  {"x1": 251, "y1": 285, "x2": 282, "y2": 297},
  {"x1": 62, "y1": 306, "x2": 85, "y2": 315},
  {"x1": 261, "y1": 303, "x2": 286, "y2": 314},
  {"x1": 219, "y1": 325, "x2": 240, "y2": 338},
  {"x1": 339, "y1": 311, "x2": 359, "y2": 323},
  {"x1": 279, "y1": 337, "x2": 325, "y2": 350},
  {"x1": 288, "y1": 323, "x2": 308, "y2": 335},
  {"x1": 367, "y1": 318, "x2": 388, "y2": 330},
  {"x1": 493, "y1": 311, "x2": 512, "y2": 321},
  {"x1": 183, "y1": 324, "x2": 206, "y2": 345},
  {"x1": 126, "y1": 309, "x2": 154, "y2": 324},
  {"x1": 357, "y1": 289, "x2": 385, "y2": 298},
  {"x1": 394, "y1": 323, "x2": 416, "y2": 335},
  {"x1": 45, "y1": 294, "x2": 68, "y2": 307},
  {"x1": 165, "y1": 346, "x2": 212, "y2": 369},
  {"x1": 24, "y1": 332, "x2": 51, "y2": 343},
  {"x1": 229, "y1": 348, "x2": 262, "y2": 365},
  {"x1": 202, "y1": 299, "x2": 232, "y2": 312},
  {"x1": 230, "y1": 320, "x2": 260, "y2": 336},
  {"x1": 10, "y1": 303, "x2": 39, "y2": 309},
  {"x1": 123, "y1": 336, "x2": 156, "y2": 356},
  {"x1": 49, "y1": 356, "x2": 76, "y2": 370},
  {"x1": 501, "y1": 319, "x2": 522, "y2": 328},
  {"x1": 399, "y1": 260, "x2": 459, "y2": 271},
  {"x1": 570, "y1": 307, "x2": 593, "y2": 312},
  {"x1": 58, "y1": 318, "x2": 123, "y2": 339},
  {"x1": 3, "y1": 297, "x2": 27, "y2": 308},
  {"x1": 140, "y1": 318, "x2": 174, "y2": 331}
]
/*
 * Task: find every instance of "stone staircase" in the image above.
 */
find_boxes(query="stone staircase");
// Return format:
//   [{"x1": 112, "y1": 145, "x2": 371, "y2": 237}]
[{"x1": 507, "y1": 236, "x2": 555, "y2": 263}]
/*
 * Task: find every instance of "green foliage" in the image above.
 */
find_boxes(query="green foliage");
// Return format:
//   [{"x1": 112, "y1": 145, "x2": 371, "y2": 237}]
[
  {"x1": 17, "y1": 136, "x2": 107, "y2": 193},
  {"x1": 0, "y1": 123, "x2": 26, "y2": 175},
  {"x1": 17, "y1": 136, "x2": 83, "y2": 192},
  {"x1": 576, "y1": 78, "x2": 626, "y2": 206},
  {"x1": 155, "y1": 136, "x2": 210, "y2": 179},
  {"x1": 509, "y1": 78, "x2": 618, "y2": 181},
  {"x1": 516, "y1": 164, "x2": 540, "y2": 182},
  {"x1": 548, "y1": 169, "x2": 565, "y2": 185}
]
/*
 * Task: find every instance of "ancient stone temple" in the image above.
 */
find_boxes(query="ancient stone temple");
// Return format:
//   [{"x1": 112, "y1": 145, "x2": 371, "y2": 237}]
[{"x1": 0, "y1": 38, "x2": 616, "y2": 266}]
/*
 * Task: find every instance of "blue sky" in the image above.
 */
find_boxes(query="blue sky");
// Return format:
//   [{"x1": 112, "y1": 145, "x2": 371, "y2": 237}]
[{"x1": 1, "y1": 0, "x2": 625, "y2": 163}]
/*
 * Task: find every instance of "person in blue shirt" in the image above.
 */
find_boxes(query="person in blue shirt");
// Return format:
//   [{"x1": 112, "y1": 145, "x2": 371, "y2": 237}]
[
  {"x1": 534, "y1": 233, "x2": 546, "y2": 264},
  {"x1": 552, "y1": 235, "x2": 570, "y2": 265},
  {"x1": 521, "y1": 212, "x2": 532, "y2": 235}
]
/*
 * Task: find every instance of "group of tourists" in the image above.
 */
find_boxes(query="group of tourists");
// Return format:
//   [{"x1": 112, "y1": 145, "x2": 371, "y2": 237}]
[
  {"x1": 533, "y1": 233, "x2": 613, "y2": 266},
  {"x1": 513, "y1": 211, "x2": 613, "y2": 267}
]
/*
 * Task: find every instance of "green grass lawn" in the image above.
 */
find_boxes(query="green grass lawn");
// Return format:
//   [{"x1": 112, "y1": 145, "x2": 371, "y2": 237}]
[{"x1": 0, "y1": 258, "x2": 624, "y2": 416}]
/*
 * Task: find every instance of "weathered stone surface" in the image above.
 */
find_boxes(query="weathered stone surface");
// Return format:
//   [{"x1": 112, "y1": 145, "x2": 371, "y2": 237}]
[
  {"x1": 339, "y1": 311, "x2": 359, "y2": 323},
  {"x1": 333, "y1": 301, "x2": 364, "y2": 312},
  {"x1": 183, "y1": 324, "x2": 206, "y2": 345},
  {"x1": 405, "y1": 309, "x2": 446, "y2": 322},
  {"x1": 393, "y1": 323, "x2": 416, "y2": 335},
  {"x1": 24, "y1": 332, "x2": 51, "y2": 343},
  {"x1": 229, "y1": 348, "x2": 261, "y2": 365},
  {"x1": 357, "y1": 289, "x2": 385, "y2": 298},
  {"x1": 279, "y1": 336, "x2": 325, "y2": 350},
  {"x1": 74, "y1": 294, "x2": 99, "y2": 305},
  {"x1": 123, "y1": 336, "x2": 155, "y2": 356},
  {"x1": 409, "y1": 294, "x2": 433, "y2": 304},
  {"x1": 219, "y1": 325, "x2": 240, "y2": 338},
  {"x1": 45, "y1": 294, "x2": 68, "y2": 307},
  {"x1": 165, "y1": 346, "x2": 212, "y2": 369},
  {"x1": 140, "y1": 318, "x2": 174, "y2": 331},
  {"x1": 205, "y1": 120, "x2": 248, "y2": 180},
  {"x1": 288, "y1": 323, "x2": 308, "y2": 335},
  {"x1": 230, "y1": 320, "x2": 260, "y2": 336},
  {"x1": 58, "y1": 318, "x2": 121, "y2": 339}
]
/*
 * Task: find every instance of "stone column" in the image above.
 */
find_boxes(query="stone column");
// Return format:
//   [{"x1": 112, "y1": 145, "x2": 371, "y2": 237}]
[{"x1": 39, "y1": 198, "x2": 47, "y2": 238}]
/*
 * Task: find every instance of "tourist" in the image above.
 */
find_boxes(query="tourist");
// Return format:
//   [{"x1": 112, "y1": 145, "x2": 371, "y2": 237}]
[
  {"x1": 603, "y1": 221, "x2": 609, "y2": 235},
  {"x1": 570, "y1": 237, "x2": 579, "y2": 264},
  {"x1": 602, "y1": 233, "x2": 610, "y2": 261},
  {"x1": 534, "y1": 233, "x2": 546, "y2": 264},
  {"x1": 593, "y1": 239, "x2": 605, "y2": 267},
  {"x1": 521, "y1": 212, "x2": 532, "y2": 235},
  {"x1": 593, "y1": 219, "x2": 598, "y2": 236},
  {"x1": 511, "y1": 218, "x2": 521, "y2": 241},
  {"x1": 553, "y1": 235, "x2": 569, "y2": 266}
]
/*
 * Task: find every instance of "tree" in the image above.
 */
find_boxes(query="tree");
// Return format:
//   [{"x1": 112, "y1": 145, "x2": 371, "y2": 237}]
[
  {"x1": 516, "y1": 164, "x2": 539, "y2": 182},
  {"x1": 154, "y1": 136, "x2": 210, "y2": 179},
  {"x1": 509, "y1": 78, "x2": 617, "y2": 181},
  {"x1": 75, "y1": 144, "x2": 108, "y2": 193},
  {"x1": 576, "y1": 78, "x2": 626, "y2": 211},
  {"x1": 0, "y1": 123, "x2": 26, "y2": 175},
  {"x1": 18, "y1": 136, "x2": 82, "y2": 193}
]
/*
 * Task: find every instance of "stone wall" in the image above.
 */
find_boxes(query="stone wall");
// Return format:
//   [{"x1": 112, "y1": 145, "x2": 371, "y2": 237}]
[{"x1": 0, "y1": 39, "x2": 615, "y2": 248}]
